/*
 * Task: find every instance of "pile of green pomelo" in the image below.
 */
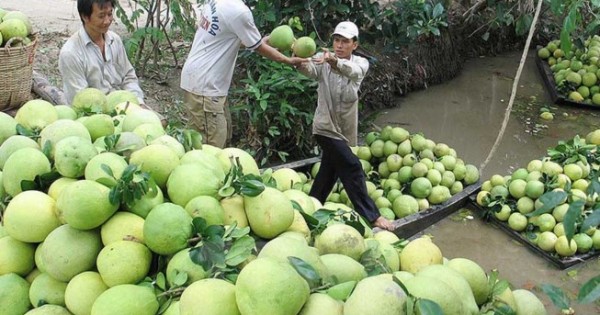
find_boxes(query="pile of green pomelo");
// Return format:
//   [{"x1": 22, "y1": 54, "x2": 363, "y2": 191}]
[
  {"x1": 476, "y1": 130, "x2": 600, "y2": 258},
  {"x1": 0, "y1": 88, "x2": 549, "y2": 315},
  {"x1": 538, "y1": 35, "x2": 600, "y2": 105},
  {"x1": 0, "y1": 9, "x2": 34, "y2": 48}
]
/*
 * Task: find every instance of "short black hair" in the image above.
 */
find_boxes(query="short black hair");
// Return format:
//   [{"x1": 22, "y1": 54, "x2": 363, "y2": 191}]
[{"x1": 78, "y1": 0, "x2": 116, "y2": 23}]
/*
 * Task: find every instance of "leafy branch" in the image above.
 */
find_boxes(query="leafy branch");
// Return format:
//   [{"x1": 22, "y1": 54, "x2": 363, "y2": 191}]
[
  {"x1": 218, "y1": 157, "x2": 266, "y2": 198},
  {"x1": 99, "y1": 164, "x2": 154, "y2": 207},
  {"x1": 188, "y1": 218, "x2": 256, "y2": 282}
]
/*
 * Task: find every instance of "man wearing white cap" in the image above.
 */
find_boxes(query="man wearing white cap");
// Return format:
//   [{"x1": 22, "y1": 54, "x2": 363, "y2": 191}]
[{"x1": 296, "y1": 21, "x2": 395, "y2": 231}]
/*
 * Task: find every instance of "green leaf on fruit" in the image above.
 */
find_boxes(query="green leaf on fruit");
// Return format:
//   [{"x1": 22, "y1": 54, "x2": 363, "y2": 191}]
[
  {"x1": 172, "y1": 270, "x2": 188, "y2": 287},
  {"x1": 288, "y1": 256, "x2": 321, "y2": 289},
  {"x1": 526, "y1": 190, "x2": 567, "y2": 217},
  {"x1": 416, "y1": 298, "x2": 444, "y2": 315},
  {"x1": 563, "y1": 200, "x2": 585, "y2": 242}
]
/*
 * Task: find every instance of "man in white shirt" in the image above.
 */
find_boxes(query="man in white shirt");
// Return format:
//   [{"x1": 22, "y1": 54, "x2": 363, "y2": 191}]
[
  {"x1": 180, "y1": 0, "x2": 305, "y2": 148},
  {"x1": 59, "y1": 0, "x2": 144, "y2": 105},
  {"x1": 296, "y1": 21, "x2": 395, "y2": 231}
]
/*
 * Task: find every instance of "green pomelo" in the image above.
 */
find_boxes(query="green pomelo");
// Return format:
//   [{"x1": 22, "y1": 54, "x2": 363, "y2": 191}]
[
  {"x1": 374, "y1": 230, "x2": 401, "y2": 244},
  {"x1": 29, "y1": 272, "x2": 67, "y2": 307},
  {"x1": 114, "y1": 101, "x2": 142, "y2": 115},
  {"x1": 0, "y1": 18, "x2": 28, "y2": 43},
  {"x1": 365, "y1": 239, "x2": 400, "y2": 272},
  {"x1": 125, "y1": 183, "x2": 164, "y2": 218},
  {"x1": 41, "y1": 225, "x2": 103, "y2": 282},
  {"x1": 54, "y1": 105, "x2": 78, "y2": 120},
  {"x1": 0, "y1": 135, "x2": 40, "y2": 170},
  {"x1": 84, "y1": 152, "x2": 128, "y2": 183},
  {"x1": 258, "y1": 236, "x2": 329, "y2": 281},
  {"x1": 587, "y1": 129, "x2": 600, "y2": 145},
  {"x1": 326, "y1": 280, "x2": 356, "y2": 301},
  {"x1": 293, "y1": 36, "x2": 317, "y2": 58},
  {"x1": 113, "y1": 132, "x2": 146, "y2": 159},
  {"x1": 25, "y1": 268, "x2": 41, "y2": 284},
  {"x1": 129, "y1": 144, "x2": 179, "y2": 189},
  {"x1": 299, "y1": 293, "x2": 343, "y2": 315},
  {"x1": 106, "y1": 90, "x2": 139, "y2": 113},
  {"x1": 217, "y1": 147, "x2": 260, "y2": 176},
  {"x1": 2, "y1": 11, "x2": 32, "y2": 34},
  {"x1": 235, "y1": 257, "x2": 310, "y2": 315},
  {"x1": 162, "y1": 301, "x2": 179, "y2": 315},
  {"x1": 167, "y1": 163, "x2": 224, "y2": 207},
  {"x1": 82, "y1": 114, "x2": 115, "y2": 141},
  {"x1": 269, "y1": 25, "x2": 295, "y2": 51},
  {"x1": 47, "y1": 177, "x2": 77, "y2": 201},
  {"x1": 56, "y1": 180, "x2": 118, "y2": 230},
  {"x1": 184, "y1": 195, "x2": 225, "y2": 226},
  {"x1": 39, "y1": 119, "x2": 91, "y2": 156},
  {"x1": 0, "y1": 273, "x2": 31, "y2": 315},
  {"x1": 0, "y1": 236, "x2": 35, "y2": 276},
  {"x1": 404, "y1": 275, "x2": 464, "y2": 315},
  {"x1": 272, "y1": 167, "x2": 302, "y2": 191},
  {"x1": 447, "y1": 257, "x2": 490, "y2": 305},
  {"x1": 72, "y1": 88, "x2": 107, "y2": 114},
  {"x1": 390, "y1": 127, "x2": 410, "y2": 144},
  {"x1": 397, "y1": 139, "x2": 412, "y2": 157},
  {"x1": 525, "y1": 180, "x2": 545, "y2": 199},
  {"x1": 392, "y1": 194, "x2": 418, "y2": 218},
  {"x1": 0, "y1": 112, "x2": 17, "y2": 145},
  {"x1": 284, "y1": 189, "x2": 315, "y2": 215},
  {"x1": 429, "y1": 185, "x2": 451, "y2": 205},
  {"x1": 101, "y1": 212, "x2": 145, "y2": 245},
  {"x1": 410, "y1": 177, "x2": 432, "y2": 198},
  {"x1": 382, "y1": 140, "x2": 399, "y2": 157},
  {"x1": 65, "y1": 271, "x2": 108, "y2": 315},
  {"x1": 2, "y1": 147, "x2": 50, "y2": 197},
  {"x1": 150, "y1": 135, "x2": 185, "y2": 158},
  {"x1": 356, "y1": 146, "x2": 372, "y2": 161},
  {"x1": 573, "y1": 233, "x2": 593, "y2": 254},
  {"x1": 400, "y1": 236, "x2": 442, "y2": 273},
  {"x1": 132, "y1": 123, "x2": 166, "y2": 143},
  {"x1": 4, "y1": 190, "x2": 60, "y2": 243},
  {"x1": 315, "y1": 224, "x2": 365, "y2": 261},
  {"x1": 320, "y1": 253, "x2": 367, "y2": 284},
  {"x1": 393, "y1": 270, "x2": 414, "y2": 282},
  {"x1": 91, "y1": 284, "x2": 159, "y2": 315},
  {"x1": 180, "y1": 278, "x2": 239, "y2": 315},
  {"x1": 417, "y1": 264, "x2": 479, "y2": 314},
  {"x1": 285, "y1": 210, "x2": 311, "y2": 241},
  {"x1": 244, "y1": 186, "x2": 294, "y2": 239},
  {"x1": 344, "y1": 274, "x2": 407, "y2": 315},
  {"x1": 25, "y1": 305, "x2": 72, "y2": 315},
  {"x1": 121, "y1": 109, "x2": 162, "y2": 132},
  {"x1": 97, "y1": 240, "x2": 152, "y2": 287},
  {"x1": 180, "y1": 149, "x2": 225, "y2": 178},
  {"x1": 143, "y1": 203, "x2": 193, "y2": 255},
  {"x1": 54, "y1": 136, "x2": 98, "y2": 178},
  {"x1": 166, "y1": 248, "x2": 207, "y2": 287},
  {"x1": 512, "y1": 289, "x2": 547, "y2": 315},
  {"x1": 463, "y1": 164, "x2": 480, "y2": 185},
  {"x1": 370, "y1": 140, "x2": 385, "y2": 158},
  {"x1": 34, "y1": 243, "x2": 45, "y2": 273},
  {"x1": 220, "y1": 195, "x2": 248, "y2": 228}
]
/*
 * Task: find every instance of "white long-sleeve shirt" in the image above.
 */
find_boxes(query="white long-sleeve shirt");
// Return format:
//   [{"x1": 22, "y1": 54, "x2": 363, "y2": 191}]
[
  {"x1": 297, "y1": 53, "x2": 369, "y2": 146},
  {"x1": 58, "y1": 28, "x2": 144, "y2": 104}
]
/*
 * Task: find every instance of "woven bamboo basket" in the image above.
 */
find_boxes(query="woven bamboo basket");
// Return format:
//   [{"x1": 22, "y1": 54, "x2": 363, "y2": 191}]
[{"x1": 0, "y1": 34, "x2": 38, "y2": 111}]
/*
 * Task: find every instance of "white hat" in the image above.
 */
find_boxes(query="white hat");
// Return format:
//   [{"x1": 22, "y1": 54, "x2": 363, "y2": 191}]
[{"x1": 333, "y1": 21, "x2": 359, "y2": 39}]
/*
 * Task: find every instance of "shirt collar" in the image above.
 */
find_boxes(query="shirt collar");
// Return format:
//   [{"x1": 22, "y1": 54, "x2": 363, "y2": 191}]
[{"x1": 78, "y1": 27, "x2": 114, "y2": 47}]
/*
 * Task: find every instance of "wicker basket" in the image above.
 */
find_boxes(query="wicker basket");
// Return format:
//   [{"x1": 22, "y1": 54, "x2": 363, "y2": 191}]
[{"x1": 0, "y1": 34, "x2": 38, "y2": 111}]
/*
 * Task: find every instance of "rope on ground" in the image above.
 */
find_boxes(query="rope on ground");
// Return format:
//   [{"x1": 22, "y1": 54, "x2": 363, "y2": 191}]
[{"x1": 479, "y1": 0, "x2": 544, "y2": 174}]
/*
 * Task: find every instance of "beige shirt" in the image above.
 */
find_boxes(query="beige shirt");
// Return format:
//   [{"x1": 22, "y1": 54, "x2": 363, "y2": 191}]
[
  {"x1": 298, "y1": 53, "x2": 369, "y2": 146},
  {"x1": 58, "y1": 28, "x2": 144, "y2": 104}
]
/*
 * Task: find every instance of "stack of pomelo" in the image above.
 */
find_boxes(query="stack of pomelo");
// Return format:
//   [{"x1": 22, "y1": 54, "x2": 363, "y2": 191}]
[
  {"x1": 293, "y1": 125, "x2": 480, "y2": 221},
  {"x1": 538, "y1": 35, "x2": 600, "y2": 105},
  {"x1": 0, "y1": 8, "x2": 34, "y2": 47},
  {"x1": 476, "y1": 130, "x2": 600, "y2": 258},
  {"x1": 0, "y1": 92, "x2": 546, "y2": 314}
]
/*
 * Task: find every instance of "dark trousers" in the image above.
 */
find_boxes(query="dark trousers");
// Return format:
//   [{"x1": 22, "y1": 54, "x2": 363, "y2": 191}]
[{"x1": 309, "y1": 135, "x2": 380, "y2": 223}]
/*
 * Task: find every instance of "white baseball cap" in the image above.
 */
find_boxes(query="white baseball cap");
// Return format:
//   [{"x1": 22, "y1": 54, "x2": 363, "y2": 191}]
[{"x1": 333, "y1": 21, "x2": 359, "y2": 39}]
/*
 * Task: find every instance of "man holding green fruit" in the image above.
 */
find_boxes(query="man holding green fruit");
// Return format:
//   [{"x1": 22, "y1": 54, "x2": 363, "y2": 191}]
[
  {"x1": 296, "y1": 21, "x2": 395, "y2": 231},
  {"x1": 59, "y1": 0, "x2": 145, "y2": 106},
  {"x1": 180, "y1": 0, "x2": 305, "y2": 148}
]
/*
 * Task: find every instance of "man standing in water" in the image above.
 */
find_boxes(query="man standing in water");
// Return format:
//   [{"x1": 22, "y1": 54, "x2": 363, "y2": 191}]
[
  {"x1": 180, "y1": 0, "x2": 305, "y2": 148},
  {"x1": 59, "y1": 0, "x2": 145, "y2": 106},
  {"x1": 296, "y1": 21, "x2": 395, "y2": 231}
]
